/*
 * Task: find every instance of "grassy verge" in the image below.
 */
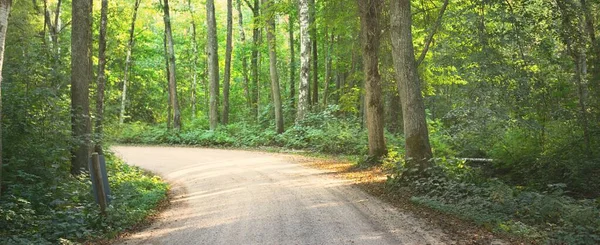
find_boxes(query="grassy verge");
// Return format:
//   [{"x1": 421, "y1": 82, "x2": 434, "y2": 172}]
[{"x1": 0, "y1": 153, "x2": 168, "y2": 244}]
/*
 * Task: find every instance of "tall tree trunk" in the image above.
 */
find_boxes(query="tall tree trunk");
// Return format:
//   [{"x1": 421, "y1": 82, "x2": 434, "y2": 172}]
[
  {"x1": 0, "y1": 0, "x2": 11, "y2": 197},
  {"x1": 248, "y1": 0, "x2": 260, "y2": 119},
  {"x1": 263, "y1": 0, "x2": 284, "y2": 134},
  {"x1": 391, "y1": 0, "x2": 433, "y2": 172},
  {"x1": 289, "y1": 8, "x2": 296, "y2": 110},
  {"x1": 296, "y1": 0, "x2": 310, "y2": 122},
  {"x1": 188, "y1": 0, "x2": 199, "y2": 119},
  {"x1": 95, "y1": 0, "x2": 108, "y2": 154},
  {"x1": 580, "y1": 0, "x2": 600, "y2": 120},
  {"x1": 43, "y1": 0, "x2": 62, "y2": 89},
  {"x1": 164, "y1": 31, "x2": 172, "y2": 129},
  {"x1": 310, "y1": 0, "x2": 318, "y2": 106},
  {"x1": 223, "y1": 0, "x2": 233, "y2": 124},
  {"x1": 207, "y1": 0, "x2": 220, "y2": 130},
  {"x1": 119, "y1": 0, "x2": 140, "y2": 124},
  {"x1": 322, "y1": 32, "x2": 333, "y2": 106},
  {"x1": 359, "y1": 0, "x2": 386, "y2": 160},
  {"x1": 70, "y1": 0, "x2": 92, "y2": 175},
  {"x1": 237, "y1": 0, "x2": 251, "y2": 108},
  {"x1": 163, "y1": 0, "x2": 181, "y2": 130}
]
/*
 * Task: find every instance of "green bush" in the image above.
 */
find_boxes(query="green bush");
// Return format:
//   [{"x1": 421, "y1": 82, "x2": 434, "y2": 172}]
[{"x1": 0, "y1": 153, "x2": 168, "y2": 244}]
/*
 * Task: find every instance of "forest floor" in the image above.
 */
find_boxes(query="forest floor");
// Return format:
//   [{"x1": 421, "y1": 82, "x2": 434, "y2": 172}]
[{"x1": 110, "y1": 146, "x2": 466, "y2": 245}]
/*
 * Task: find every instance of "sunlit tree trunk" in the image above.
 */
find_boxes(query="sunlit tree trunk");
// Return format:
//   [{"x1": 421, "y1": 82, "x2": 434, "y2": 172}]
[
  {"x1": 237, "y1": 0, "x2": 251, "y2": 108},
  {"x1": 247, "y1": 0, "x2": 260, "y2": 119},
  {"x1": 0, "y1": 0, "x2": 11, "y2": 197},
  {"x1": 70, "y1": 0, "x2": 92, "y2": 175},
  {"x1": 223, "y1": 0, "x2": 233, "y2": 125},
  {"x1": 296, "y1": 0, "x2": 310, "y2": 122},
  {"x1": 358, "y1": 0, "x2": 386, "y2": 160},
  {"x1": 95, "y1": 0, "x2": 108, "y2": 154},
  {"x1": 390, "y1": 0, "x2": 433, "y2": 172},
  {"x1": 163, "y1": 0, "x2": 181, "y2": 130},
  {"x1": 119, "y1": 0, "x2": 140, "y2": 124},
  {"x1": 207, "y1": 0, "x2": 220, "y2": 130},
  {"x1": 263, "y1": 0, "x2": 284, "y2": 134}
]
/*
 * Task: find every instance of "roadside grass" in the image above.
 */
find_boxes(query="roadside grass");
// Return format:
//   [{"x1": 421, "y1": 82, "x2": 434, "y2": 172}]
[{"x1": 0, "y1": 153, "x2": 168, "y2": 244}]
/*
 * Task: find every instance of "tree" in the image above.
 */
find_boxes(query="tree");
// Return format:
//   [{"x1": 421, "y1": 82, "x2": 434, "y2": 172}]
[
  {"x1": 163, "y1": 0, "x2": 181, "y2": 130},
  {"x1": 94, "y1": 0, "x2": 108, "y2": 154},
  {"x1": 296, "y1": 0, "x2": 310, "y2": 122},
  {"x1": 390, "y1": 0, "x2": 433, "y2": 172},
  {"x1": 0, "y1": 0, "x2": 11, "y2": 197},
  {"x1": 245, "y1": 0, "x2": 261, "y2": 118},
  {"x1": 119, "y1": 0, "x2": 141, "y2": 124},
  {"x1": 310, "y1": 0, "x2": 318, "y2": 106},
  {"x1": 263, "y1": 0, "x2": 284, "y2": 134},
  {"x1": 222, "y1": 0, "x2": 233, "y2": 125},
  {"x1": 207, "y1": 0, "x2": 219, "y2": 130},
  {"x1": 188, "y1": 0, "x2": 199, "y2": 119},
  {"x1": 358, "y1": 0, "x2": 386, "y2": 160},
  {"x1": 289, "y1": 1, "x2": 296, "y2": 110},
  {"x1": 236, "y1": 0, "x2": 251, "y2": 108},
  {"x1": 70, "y1": 0, "x2": 92, "y2": 175}
]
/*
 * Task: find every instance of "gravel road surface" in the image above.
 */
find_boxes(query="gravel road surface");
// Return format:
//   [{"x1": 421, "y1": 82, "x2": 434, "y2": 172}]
[{"x1": 112, "y1": 146, "x2": 450, "y2": 245}]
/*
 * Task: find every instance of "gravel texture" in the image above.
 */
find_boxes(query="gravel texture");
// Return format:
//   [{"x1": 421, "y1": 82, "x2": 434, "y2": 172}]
[{"x1": 112, "y1": 146, "x2": 450, "y2": 245}]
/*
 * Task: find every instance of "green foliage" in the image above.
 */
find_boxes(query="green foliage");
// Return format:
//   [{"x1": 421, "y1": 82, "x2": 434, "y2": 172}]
[
  {"x1": 387, "y1": 159, "x2": 600, "y2": 244},
  {"x1": 0, "y1": 154, "x2": 168, "y2": 244}
]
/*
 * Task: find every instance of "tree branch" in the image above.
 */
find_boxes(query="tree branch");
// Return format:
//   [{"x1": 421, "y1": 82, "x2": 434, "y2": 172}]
[{"x1": 416, "y1": 0, "x2": 449, "y2": 67}]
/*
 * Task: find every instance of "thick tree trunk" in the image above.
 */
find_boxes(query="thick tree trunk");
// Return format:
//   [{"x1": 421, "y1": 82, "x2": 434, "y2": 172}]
[
  {"x1": 207, "y1": 0, "x2": 220, "y2": 130},
  {"x1": 289, "y1": 9, "x2": 296, "y2": 110},
  {"x1": 390, "y1": 0, "x2": 433, "y2": 172},
  {"x1": 237, "y1": 0, "x2": 251, "y2": 108},
  {"x1": 163, "y1": 0, "x2": 181, "y2": 130},
  {"x1": 119, "y1": 0, "x2": 140, "y2": 124},
  {"x1": 70, "y1": 0, "x2": 92, "y2": 175},
  {"x1": 0, "y1": 0, "x2": 11, "y2": 197},
  {"x1": 95, "y1": 0, "x2": 108, "y2": 154},
  {"x1": 359, "y1": 0, "x2": 386, "y2": 160},
  {"x1": 296, "y1": 0, "x2": 310, "y2": 122},
  {"x1": 263, "y1": 0, "x2": 284, "y2": 134},
  {"x1": 189, "y1": 0, "x2": 199, "y2": 119},
  {"x1": 223, "y1": 0, "x2": 233, "y2": 125}
]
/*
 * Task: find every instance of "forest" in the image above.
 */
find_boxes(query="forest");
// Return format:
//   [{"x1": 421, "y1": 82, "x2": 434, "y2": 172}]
[{"x1": 0, "y1": 0, "x2": 599, "y2": 243}]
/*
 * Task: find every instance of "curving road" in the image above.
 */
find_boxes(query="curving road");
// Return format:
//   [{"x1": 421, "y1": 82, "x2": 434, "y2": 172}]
[{"x1": 112, "y1": 146, "x2": 449, "y2": 245}]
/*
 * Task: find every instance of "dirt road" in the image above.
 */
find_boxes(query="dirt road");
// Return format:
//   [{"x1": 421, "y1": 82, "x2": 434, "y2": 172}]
[{"x1": 112, "y1": 146, "x2": 450, "y2": 245}]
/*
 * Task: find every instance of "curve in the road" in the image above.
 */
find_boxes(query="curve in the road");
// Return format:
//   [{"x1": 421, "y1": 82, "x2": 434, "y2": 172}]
[{"x1": 113, "y1": 146, "x2": 449, "y2": 245}]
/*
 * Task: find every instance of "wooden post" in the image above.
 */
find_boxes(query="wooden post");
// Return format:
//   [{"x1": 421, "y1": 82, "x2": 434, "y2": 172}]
[{"x1": 91, "y1": 152, "x2": 107, "y2": 215}]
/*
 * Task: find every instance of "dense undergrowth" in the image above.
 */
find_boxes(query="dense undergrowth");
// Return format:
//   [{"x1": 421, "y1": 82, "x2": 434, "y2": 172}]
[
  {"x1": 0, "y1": 153, "x2": 168, "y2": 244},
  {"x1": 112, "y1": 107, "x2": 600, "y2": 244}
]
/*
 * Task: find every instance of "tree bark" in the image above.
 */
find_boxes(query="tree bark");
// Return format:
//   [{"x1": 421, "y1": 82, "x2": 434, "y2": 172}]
[
  {"x1": 119, "y1": 0, "x2": 140, "y2": 124},
  {"x1": 0, "y1": 0, "x2": 11, "y2": 197},
  {"x1": 358, "y1": 0, "x2": 386, "y2": 160},
  {"x1": 237, "y1": 0, "x2": 251, "y2": 108},
  {"x1": 95, "y1": 0, "x2": 108, "y2": 154},
  {"x1": 248, "y1": 0, "x2": 260, "y2": 119},
  {"x1": 296, "y1": 0, "x2": 310, "y2": 122},
  {"x1": 163, "y1": 0, "x2": 181, "y2": 130},
  {"x1": 223, "y1": 0, "x2": 233, "y2": 125},
  {"x1": 70, "y1": 0, "x2": 92, "y2": 175},
  {"x1": 207, "y1": 0, "x2": 220, "y2": 130},
  {"x1": 289, "y1": 7, "x2": 296, "y2": 110},
  {"x1": 310, "y1": 0, "x2": 318, "y2": 106},
  {"x1": 390, "y1": 0, "x2": 433, "y2": 172},
  {"x1": 322, "y1": 32, "x2": 333, "y2": 106},
  {"x1": 188, "y1": 0, "x2": 199, "y2": 119},
  {"x1": 263, "y1": 0, "x2": 284, "y2": 134}
]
